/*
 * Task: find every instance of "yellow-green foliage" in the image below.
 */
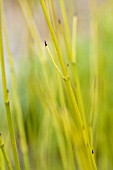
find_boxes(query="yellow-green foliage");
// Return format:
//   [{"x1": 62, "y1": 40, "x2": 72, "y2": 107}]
[{"x1": 0, "y1": 0, "x2": 113, "y2": 170}]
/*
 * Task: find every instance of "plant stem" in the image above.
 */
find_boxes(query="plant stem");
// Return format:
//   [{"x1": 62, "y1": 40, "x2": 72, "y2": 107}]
[
  {"x1": 0, "y1": 149, "x2": 5, "y2": 170},
  {"x1": 0, "y1": 133, "x2": 13, "y2": 170},
  {"x1": 40, "y1": 0, "x2": 97, "y2": 169},
  {"x1": 40, "y1": 0, "x2": 83, "y2": 130},
  {"x1": 59, "y1": 0, "x2": 72, "y2": 61},
  {"x1": 1, "y1": 2, "x2": 30, "y2": 169},
  {"x1": 0, "y1": 1, "x2": 21, "y2": 169},
  {"x1": 72, "y1": 16, "x2": 77, "y2": 63}
]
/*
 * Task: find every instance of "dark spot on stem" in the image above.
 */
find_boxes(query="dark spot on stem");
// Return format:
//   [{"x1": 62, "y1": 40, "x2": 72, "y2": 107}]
[
  {"x1": 44, "y1": 41, "x2": 47, "y2": 47},
  {"x1": 7, "y1": 89, "x2": 9, "y2": 93},
  {"x1": 63, "y1": 76, "x2": 70, "y2": 81},
  {"x1": 67, "y1": 64, "x2": 69, "y2": 67},
  {"x1": 58, "y1": 19, "x2": 61, "y2": 24},
  {"x1": 92, "y1": 149, "x2": 94, "y2": 154}
]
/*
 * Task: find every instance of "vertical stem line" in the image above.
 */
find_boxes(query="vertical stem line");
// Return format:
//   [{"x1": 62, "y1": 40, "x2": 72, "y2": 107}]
[
  {"x1": 40, "y1": 0, "x2": 97, "y2": 169},
  {"x1": 0, "y1": 1, "x2": 20, "y2": 170},
  {"x1": 40, "y1": 0, "x2": 67, "y2": 77},
  {"x1": 0, "y1": 133, "x2": 13, "y2": 170},
  {"x1": 40, "y1": 0, "x2": 84, "y2": 131},
  {"x1": 72, "y1": 16, "x2": 77, "y2": 63},
  {"x1": 1, "y1": 2, "x2": 30, "y2": 169},
  {"x1": 59, "y1": 0, "x2": 72, "y2": 60}
]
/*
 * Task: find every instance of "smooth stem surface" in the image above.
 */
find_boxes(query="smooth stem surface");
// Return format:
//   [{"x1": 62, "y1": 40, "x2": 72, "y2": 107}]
[
  {"x1": 40, "y1": 0, "x2": 88, "y2": 132},
  {"x1": 2, "y1": 3, "x2": 30, "y2": 170},
  {"x1": 59, "y1": 0, "x2": 72, "y2": 60},
  {"x1": 58, "y1": 20, "x2": 71, "y2": 60},
  {"x1": 46, "y1": 44, "x2": 67, "y2": 80},
  {"x1": 0, "y1": 1, "x2": 20, "y2": 170},
  {"x1": 40, "y1": 0, "x2": 82, "y2": 129},
  {"x1": 71, "y1": 15, "x2": 86, "y2": 125},
  {"x1": 40, "y1": 1, "x2": 97, "y2": 169},
  {"x1": 40, "y1": 0, "x2": 67, "y2": 77},
  {"x1": 0, "y1": 149, "x2": 5, "y2": 170},
  {"x1": 89, "y1": 0, "x2": 98, "y2": 129},
  {"x1": 0, "y1": 134, "x2": 13, "y2": 170},
  {"x1": 72, "y1": 16, "x2": 77, "y2": 63}
]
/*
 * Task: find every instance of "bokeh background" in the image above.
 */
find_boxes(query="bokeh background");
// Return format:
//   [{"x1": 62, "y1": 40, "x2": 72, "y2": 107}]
[
  {"x1": 3, "y1": 0, "x2": 104, "y2": 58},
  {"x1": 0, "y1": 0, "x2": 113, "y2": 170}
]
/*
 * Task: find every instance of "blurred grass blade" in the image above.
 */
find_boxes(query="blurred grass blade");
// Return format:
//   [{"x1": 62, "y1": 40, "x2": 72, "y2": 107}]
[
  {"x1": 72, "y1": 15, "x2": 77, "y2": 63},
  {"x1": 0, "y1": 133, "x2": 13, "y2": 170},
  {"x1": 59, "y1": 0, "x2": 72, "y2": 61},
  {"x1": 0, "y1": 0, "x2": 20, "y2": 169},
  {"x1": 1, "y1": 1, "x2": 30, "y2": 169}
]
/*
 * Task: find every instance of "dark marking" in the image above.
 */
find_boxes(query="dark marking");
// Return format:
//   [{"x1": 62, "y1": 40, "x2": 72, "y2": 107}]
[
  {"x1": 58, "y1": 19, "x2": 61, "y2": 25},
  {"x1": 63, "y1": 76, "x2": 70, "y2": 81},
  {"x1": 44, "y1": 41, "x2": 47, "y2": 47},
  {"x1": 92, "y1": 149, "x2": 94, "y2": 154}
]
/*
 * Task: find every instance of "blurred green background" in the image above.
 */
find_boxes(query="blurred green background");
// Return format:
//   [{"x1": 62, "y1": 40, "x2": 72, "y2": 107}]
[{"x1": 0, "y1": 0, "x2": 113, "y2": 170}]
